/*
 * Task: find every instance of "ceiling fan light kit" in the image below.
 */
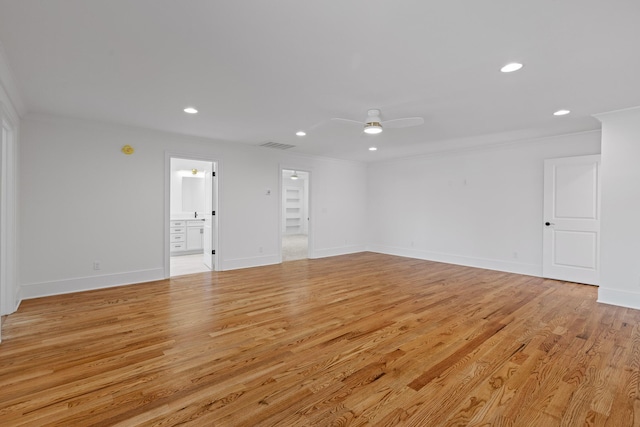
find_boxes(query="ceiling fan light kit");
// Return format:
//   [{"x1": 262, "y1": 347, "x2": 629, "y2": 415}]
[
  {"x1": 364, "y1": 122, "x2": 383, "y2": 134},
  {"x1": 332, "y1": 108, "x2": 424, "y2": 136}
]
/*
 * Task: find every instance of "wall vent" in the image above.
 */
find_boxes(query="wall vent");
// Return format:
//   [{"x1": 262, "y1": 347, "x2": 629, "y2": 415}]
[{"x1": 259, "y1": 142, "x2": 296, "y2": 150}]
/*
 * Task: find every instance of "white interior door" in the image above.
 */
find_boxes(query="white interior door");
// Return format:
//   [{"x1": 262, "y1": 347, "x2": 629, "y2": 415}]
[
  {"x1": 543, "y1": 155, "x2": 601, "y2": 285},
  {"x1": 203, "y1": 169, "x2": 215, "y2": 269}
]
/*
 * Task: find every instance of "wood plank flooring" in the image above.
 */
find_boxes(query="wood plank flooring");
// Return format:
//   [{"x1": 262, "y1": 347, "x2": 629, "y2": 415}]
[{"x1": 2, "y1": 252, "x2": 640, "y2": 426}]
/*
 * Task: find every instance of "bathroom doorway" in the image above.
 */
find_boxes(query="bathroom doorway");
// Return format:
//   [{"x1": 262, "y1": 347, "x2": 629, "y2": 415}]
[
  {"x1": 281, "y1": 169, "x2": 309, "y2": 261},
  {"x1": 167, "y1": 156, "x2": 218, "y2": 277}
]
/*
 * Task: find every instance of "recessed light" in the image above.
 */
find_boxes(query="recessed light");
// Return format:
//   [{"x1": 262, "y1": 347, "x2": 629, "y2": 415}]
[
  {"x1": 369, "y1": 146, "x2": 378, "y2": 151},
  {"x1": 553, "y1": 109, "x2": 571, "y2": 116},
  {"x1": 183, "y1": 107, "x2": 198, "y2": 114},
  {"x1": 296, "y1": 131, "x2": 306, "y2": 136},
  {"x1": 500, "y1": 62, "x2": 524, "y2": 73}
]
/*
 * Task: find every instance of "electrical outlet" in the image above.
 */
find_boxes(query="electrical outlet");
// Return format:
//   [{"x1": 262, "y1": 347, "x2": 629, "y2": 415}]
[{"x1": 93, "y1": 261, "x2": 101, "y2": 270}]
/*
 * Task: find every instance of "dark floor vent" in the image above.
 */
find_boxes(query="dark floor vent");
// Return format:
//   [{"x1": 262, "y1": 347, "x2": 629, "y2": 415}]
[{"x1": 259, "y1": 142, "x2": 296, "y2": 150}]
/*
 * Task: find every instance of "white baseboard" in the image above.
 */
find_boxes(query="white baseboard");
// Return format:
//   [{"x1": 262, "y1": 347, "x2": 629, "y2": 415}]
[
  {"x1": 222, "y1": 243, "x2": 369, "y2": 270},
  {"x1": 1, "y1": 287, "x2": 21, "y2": 316},
  {"x1": 20, "y1": 268, "x2": 165, "y2": 300},
  {"x1": 597, "y1": 287, "x2": 640, "y2": 310},
  {"x1": 222, "y1": 245, "x2": 367, "y2": 270},
  {"x1": 367, "y1": 244, "x2": 541, "y2": 277},
  {"x1": 14, "y1": 286, "x2": 22, "y2": 312},
  {"x1": 16, "y1": 246, "x2": 542, "y2": 301},
  {"x1": 310, "y1": 244, "x2": 366, "y2": 259},
  {"x1": 221, "y1": 254, "x2": 281, "y2": 271}
]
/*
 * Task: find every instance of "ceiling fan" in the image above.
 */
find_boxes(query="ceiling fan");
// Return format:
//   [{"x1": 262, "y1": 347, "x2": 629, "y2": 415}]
[{"x1": 331, "y1": 109, "x2": 424, "y2": 135}]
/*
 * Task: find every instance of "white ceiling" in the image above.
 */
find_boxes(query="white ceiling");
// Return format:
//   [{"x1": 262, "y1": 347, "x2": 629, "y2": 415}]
[{"x1": 0, "y1": 0, "x2": 638, "y2": 162}]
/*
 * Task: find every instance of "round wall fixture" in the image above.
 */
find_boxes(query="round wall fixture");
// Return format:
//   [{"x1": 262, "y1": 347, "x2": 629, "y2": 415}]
[{"x1": 121, "y1": 145, "x2": 134, "y2": 155}]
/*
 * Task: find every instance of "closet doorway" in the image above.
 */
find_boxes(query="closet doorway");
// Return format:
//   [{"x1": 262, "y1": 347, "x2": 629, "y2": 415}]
[
  {"x1": 281, "y1": 169, "x2": 310, "y2": 261},
  {"x1": 167, "y1": 156, "x2": 218, "y2": 277}
]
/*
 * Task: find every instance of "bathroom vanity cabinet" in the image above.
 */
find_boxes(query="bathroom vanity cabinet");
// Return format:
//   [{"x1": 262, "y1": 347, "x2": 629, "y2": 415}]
[{"x1": 170, "y1": 219, "x2": 205, "y2": 254}]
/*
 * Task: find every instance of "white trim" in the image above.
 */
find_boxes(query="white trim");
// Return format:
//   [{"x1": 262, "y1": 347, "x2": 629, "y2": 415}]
[
  {"x1": 593, "y1": 105, "x2": 640, "y2": 121},
  {"x1": 14, "y1": 286, "x2": 22, "y2": 311},
  {"x1": 372, "y1": 129, "x2": 602, "y2": 166},
  {"x1": 597, "y1": 287, "x2": 640, "y2": 311},
  {"x1": 203, "y1": 244, "x2": 366, "y2": 270},
  {"x1": 221, "y1": 254, "x2": 281, "y2": 271},
  {"x1": 20, "y1": 268, "x2": 165, "y2": 300},
  {"x1": 368, "y1": 244, "x2": 541, "y2": 277},
  {"x1": 0, "y1": 113, "x2": 18, "y2": 316},
  {"x1": 311, "y1": 245, "x2": 366, "y2": 259}
]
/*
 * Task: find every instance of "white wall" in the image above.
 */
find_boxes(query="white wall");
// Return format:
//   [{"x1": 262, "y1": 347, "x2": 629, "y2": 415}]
[
  {"x1": 19, "y1": 114, "x2": 368, "y2": 298},
  {"x1": 597, "y1": 107, "x2": 640, "y2": 309},
  {"x1": 14, "y1": 112, "x2": 615, "y2": 305},
  {"x1": 367, "y1": 131, "x2": 601, "y2": 276}
]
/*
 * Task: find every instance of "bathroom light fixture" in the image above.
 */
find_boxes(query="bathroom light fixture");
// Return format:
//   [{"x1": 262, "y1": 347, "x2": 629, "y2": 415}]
[
  {"x1": 178, "y1": 169, "x2": 204, "y2": 177},
  {"x1": 296, "y1": 131, "x2": 306, "y2": 136},
  {"x1": 369, "y1": 146, "x2": 378, "y2": 151},
  {"x1": 290, "y1": 171, "x2": 299, "y2": 180},
  {"x1": 183, "y1": 107, "x2": 198, "y2": 114},
  {"x1": 500, "y1": 62, "x2": 523, "y2": 73},
  {"x1": 553, "y1": 109, "x2": 571, "y2": 116},
  {"x1": 364, "y1": 122, "x2": 383, "y2": 134}
]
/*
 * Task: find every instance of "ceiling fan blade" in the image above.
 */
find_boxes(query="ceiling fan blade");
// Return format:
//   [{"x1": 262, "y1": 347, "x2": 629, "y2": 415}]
[
  {"x1": 381, "y1": 117, "x2": 424, "y2": 129},
  {"x1": 308, "y1": 119, "x2": 329, "y2": 130},
  {"x1": 331, "y1": 117, "x2": 364, "y2": 126}
]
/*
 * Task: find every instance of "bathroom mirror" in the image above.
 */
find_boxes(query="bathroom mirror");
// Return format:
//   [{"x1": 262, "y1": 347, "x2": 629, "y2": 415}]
[{"x1": 182, "y1": 177, "x2": 204, "y2": 212}]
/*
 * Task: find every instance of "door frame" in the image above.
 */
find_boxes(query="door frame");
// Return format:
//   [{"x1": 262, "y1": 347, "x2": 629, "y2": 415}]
[
  {"x1": 0, "y1": 112, "x2": 17, "y2": 320},
  {"x1": 164, "y1": 152, "x2": 220, "y2": 277},
  {"x1": 279, "y1": 165, "x2": 313, "y2": 262}
]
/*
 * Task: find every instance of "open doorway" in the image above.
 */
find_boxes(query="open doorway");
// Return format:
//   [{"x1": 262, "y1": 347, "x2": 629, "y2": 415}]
[
  {"x1": 282, "y1": 169, "x2": 309, "y2": 261},
  {"x1": 168, "y1": 157, "x2": 218, "y2": 276}
]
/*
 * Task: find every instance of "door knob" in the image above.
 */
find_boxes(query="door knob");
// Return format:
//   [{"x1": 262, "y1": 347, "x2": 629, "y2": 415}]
[{"x1": 545, "y1": 222, "x2": 555, "y2": 226}]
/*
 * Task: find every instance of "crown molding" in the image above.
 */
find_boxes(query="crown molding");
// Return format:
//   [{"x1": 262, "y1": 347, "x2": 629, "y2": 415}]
[{"x1": 593, "y1": 105, "x2": 640, "y2": 122}]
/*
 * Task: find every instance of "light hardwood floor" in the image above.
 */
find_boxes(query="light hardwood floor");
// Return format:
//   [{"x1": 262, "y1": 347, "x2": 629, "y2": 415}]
[{"x1": 1, "y1": 252, "x2": 639, "y2": 426}]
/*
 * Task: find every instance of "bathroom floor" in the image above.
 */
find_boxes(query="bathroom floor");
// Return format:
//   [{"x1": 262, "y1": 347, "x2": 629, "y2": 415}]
[{"x1": 170, "y1": 254, "x2": 211, "y2": 277}]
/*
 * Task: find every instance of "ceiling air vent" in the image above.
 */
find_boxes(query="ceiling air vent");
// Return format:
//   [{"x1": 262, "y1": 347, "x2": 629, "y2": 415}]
[{"x1": 259, "y1": 142, "x2": 296, "y2": 150}]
